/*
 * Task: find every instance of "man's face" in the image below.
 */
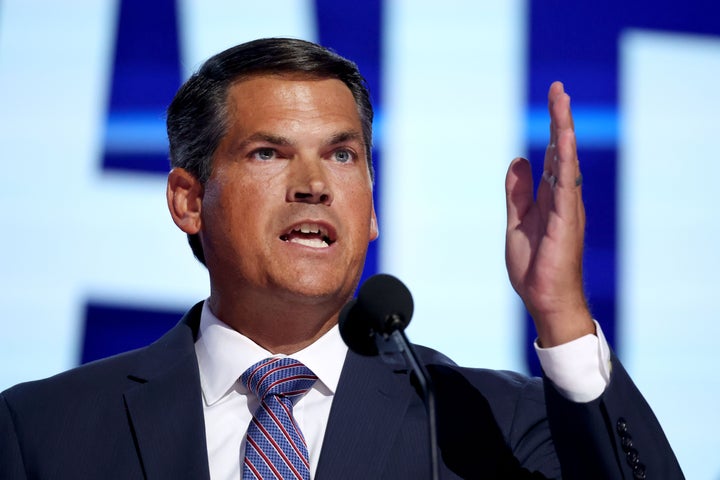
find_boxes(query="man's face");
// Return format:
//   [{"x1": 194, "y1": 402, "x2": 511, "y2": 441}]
[{"x1": 199, "y1": 75, "x2": 378, "y2": 304}]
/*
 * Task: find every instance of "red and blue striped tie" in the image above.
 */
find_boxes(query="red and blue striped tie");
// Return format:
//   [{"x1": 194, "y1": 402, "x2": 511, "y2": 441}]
[{"x1": 242, "y1": 357, "x2": 318, "y2": 480}]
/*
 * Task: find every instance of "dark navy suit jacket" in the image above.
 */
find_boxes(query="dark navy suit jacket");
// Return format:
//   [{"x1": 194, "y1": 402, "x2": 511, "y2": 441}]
[{"x1": 1, "y1": 302, "x2": 683, "y2": 479}]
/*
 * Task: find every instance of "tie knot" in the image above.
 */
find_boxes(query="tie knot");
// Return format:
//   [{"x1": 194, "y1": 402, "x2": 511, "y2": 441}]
[{"x1": 242, "y1": 357, "x2": 317, "y2": 401}]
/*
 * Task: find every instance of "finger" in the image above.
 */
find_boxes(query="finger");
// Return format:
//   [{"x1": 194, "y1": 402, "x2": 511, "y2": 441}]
[
  {"x1": 550, "y1": 89, "x2": 584, "y2": 225},
  {"x1": 554, "y1": 128, "x2": 582, "y2": 218},
  {"x1": 546, "y1": 82, "x2": 563, "y2": 152},
  {"x1": 552, "y1": 89, "x2": 580, "y2": 190},
  {"x1": 539, "y1": 83, "x2": 569, "y2": 222},
  {"x1": 505, "y1": 157, "x2": 534, "y2": 230},
  {"x1": 543, "y1": 82, "x2": 570, "y2": 193},
  {"x1": 544, "y1": 81, "x2": 568, "y2": 173},
  {"x1": 537, "y1": 166, "x2": 553, "y2": 227},
  {"x1": 556, "y1": 129, "x2": 579, "y2": 183}
]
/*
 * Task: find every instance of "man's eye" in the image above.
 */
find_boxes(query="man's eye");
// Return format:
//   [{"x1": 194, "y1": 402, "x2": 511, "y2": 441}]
[
  {"x1": 333, "y1": 149, "x2": 354, "y2": 163},
  {"x1": 252, "y1": 149, "x2": 276, "y2": 161}
]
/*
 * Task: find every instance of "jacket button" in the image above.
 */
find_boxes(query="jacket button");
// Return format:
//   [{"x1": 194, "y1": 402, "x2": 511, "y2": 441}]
[
  {"x1": 632, "y1": 462, "x2": 647, "y2": 479},
  {"x1": 616, "y1": 417, "x2": 628, "y2": 434},
  {"x1": 626, "y1": 447, "x2": 640, "y2": 466},
  {"x1": 621, "y1": 433, "x2": 634, "y2": 452}
]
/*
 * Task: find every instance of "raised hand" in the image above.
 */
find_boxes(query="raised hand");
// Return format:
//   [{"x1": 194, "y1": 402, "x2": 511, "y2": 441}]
[{"x1": 504, "y1": 82, "x2": 594, "y2": 347}]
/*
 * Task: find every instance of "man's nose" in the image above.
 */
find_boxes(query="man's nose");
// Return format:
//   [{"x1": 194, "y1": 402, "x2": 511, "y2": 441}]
[{"x1": 286, "y1": 157, "x2": 333, "y2": 205}]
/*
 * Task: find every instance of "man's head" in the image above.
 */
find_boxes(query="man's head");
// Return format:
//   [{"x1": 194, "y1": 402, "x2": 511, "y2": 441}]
[
  {"x1": 165, "y1": 38, "x2": 378, "y2": 323},
  {"x1": 166, "y1": 38, "x2": 374, "y2": 265}
]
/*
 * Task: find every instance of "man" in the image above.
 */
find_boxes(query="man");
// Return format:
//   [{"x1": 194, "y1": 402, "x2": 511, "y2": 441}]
[{"x1": 1, "y1": 38, "x2": 682, "y2": 479}]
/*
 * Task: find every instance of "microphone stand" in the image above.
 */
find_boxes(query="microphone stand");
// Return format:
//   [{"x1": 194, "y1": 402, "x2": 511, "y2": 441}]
[{"x1": 377, "y1": 314, "x2": 441, "y2": 480}]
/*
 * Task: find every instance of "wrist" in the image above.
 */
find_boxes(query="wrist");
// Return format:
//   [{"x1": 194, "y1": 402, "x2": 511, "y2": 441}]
[{"x1": 533, "y1": 308, "x2": 595, "y2": 348}]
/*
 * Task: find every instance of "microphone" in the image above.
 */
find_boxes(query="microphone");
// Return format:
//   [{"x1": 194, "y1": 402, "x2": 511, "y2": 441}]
[
  {"x1": 339, "y1": 273, "x2": 414, "y2": 356},
  {"x1": 339, "y1": 274, "x2": 440, "y2": 480}
]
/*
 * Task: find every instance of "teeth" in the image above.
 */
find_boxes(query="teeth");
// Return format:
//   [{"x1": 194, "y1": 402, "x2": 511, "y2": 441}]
[
  {"x1": 298, "y1": 223, "x2": 321, "y2": 234},
  {"x1": 290, "y1": 237, "x2": 329, "y2": 248},
  {"x1": 281, "y1": 222, "x2": 332, "y2": 246}
]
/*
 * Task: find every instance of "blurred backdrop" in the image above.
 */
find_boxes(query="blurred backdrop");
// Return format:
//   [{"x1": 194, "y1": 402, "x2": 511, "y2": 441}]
[{"x1": 0, "y1": 1, "x2": 718, "y2": 477}]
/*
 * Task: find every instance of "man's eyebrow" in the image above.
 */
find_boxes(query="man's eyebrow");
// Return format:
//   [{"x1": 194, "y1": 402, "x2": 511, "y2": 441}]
[
  {"x1": 326, "y1": 130, "x2": 364, "y2": 147},
  {"x1": 236, "y1": 130, "x2": 364, "y2": 150},
  {"x1": 238, "y1": 132, "x2": 293, "y2": 150}
]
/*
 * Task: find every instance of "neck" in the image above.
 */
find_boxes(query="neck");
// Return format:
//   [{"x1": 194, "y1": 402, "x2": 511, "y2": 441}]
[{"x1": 207, "y1": 287, "x2": 348, "y2": 354}]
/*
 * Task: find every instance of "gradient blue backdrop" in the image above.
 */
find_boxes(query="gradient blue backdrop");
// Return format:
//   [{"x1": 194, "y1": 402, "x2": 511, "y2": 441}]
[{"x1": 0, "y1": 1, "x2": 717, "y2": 477}]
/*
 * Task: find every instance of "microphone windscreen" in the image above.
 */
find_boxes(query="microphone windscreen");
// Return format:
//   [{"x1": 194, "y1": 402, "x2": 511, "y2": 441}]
[
  {"x1": 338, "y1": 274, "x2": 414, "y2": 356},
  {"x1": 356, "y1": 274, "x2": 414, "y2": 332},
  {"x1": 339, "y1": 298, "x2": 379, "y2": 356}
]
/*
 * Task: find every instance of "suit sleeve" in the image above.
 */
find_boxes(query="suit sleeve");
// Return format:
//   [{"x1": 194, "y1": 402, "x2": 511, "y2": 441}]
[
  {"x1": 544, "y1": 353, "x2": 684, "y2": 479},
  {"x1": 1, "y1": 392, "x2": 28, "y2": 480}
]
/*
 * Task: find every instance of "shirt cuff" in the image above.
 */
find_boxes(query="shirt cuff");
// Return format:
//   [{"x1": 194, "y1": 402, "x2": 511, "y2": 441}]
[{"x1": 534, "y1": 320, "x2": 612, "y2": 403}]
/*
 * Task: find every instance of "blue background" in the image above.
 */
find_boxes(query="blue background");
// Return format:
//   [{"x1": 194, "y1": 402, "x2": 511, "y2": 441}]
[{"x1": 0, "y1": 1, "x2": 718, "y2": 477}]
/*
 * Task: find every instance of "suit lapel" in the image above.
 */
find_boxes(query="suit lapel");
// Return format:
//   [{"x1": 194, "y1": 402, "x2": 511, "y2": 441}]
[
  {"x1": 123, "y1": 303, "x2": 211, "y2": 479},
  {"x1": 315, "y1": 351, "x2": 415, "y2": 479}
]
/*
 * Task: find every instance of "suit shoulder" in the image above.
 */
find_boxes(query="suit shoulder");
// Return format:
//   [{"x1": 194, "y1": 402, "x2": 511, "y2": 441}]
[
  {"x1": 414, "y1": 343, "x2": 543, "y2": 401},
  {"x1": 2, "y1": 345, "x2": 148, "y2": 405},
  {"x1": 2, "y1": 310, "x2": 199, "y2": 404}
]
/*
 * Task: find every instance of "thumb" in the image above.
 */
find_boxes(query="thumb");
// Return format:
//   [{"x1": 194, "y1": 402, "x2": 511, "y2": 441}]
[{"x1": 505, "y1": 157, "x2": 534, "y2": 230}]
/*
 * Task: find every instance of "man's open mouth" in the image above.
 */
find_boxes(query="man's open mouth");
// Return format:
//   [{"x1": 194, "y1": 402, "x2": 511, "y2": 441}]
[{"x1": 280, "y1": 223, "x2": 335, "y2": 248}]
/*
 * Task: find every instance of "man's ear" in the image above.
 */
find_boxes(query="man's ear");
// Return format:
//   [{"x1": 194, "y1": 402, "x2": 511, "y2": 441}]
[
  {"x1": 167, "y1": 168, "x2": 203, "y2": 234},
  {"x1": 369, "y1": 207, "x2": 379, "y2": 242}
]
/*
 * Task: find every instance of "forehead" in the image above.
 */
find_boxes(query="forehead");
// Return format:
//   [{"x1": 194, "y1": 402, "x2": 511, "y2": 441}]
[{"x1": 224, "y1": 74, "x2": 361, "y2": 127}]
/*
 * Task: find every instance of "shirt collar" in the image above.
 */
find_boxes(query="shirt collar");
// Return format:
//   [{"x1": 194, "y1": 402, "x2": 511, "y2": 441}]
[{"x1": 195, "y1": 300, "x2": 347, "y2": 406}]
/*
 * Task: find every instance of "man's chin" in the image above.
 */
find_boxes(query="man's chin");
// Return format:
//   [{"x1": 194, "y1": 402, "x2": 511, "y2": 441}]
[{"x1": 272, "y1": 277, "x2": 355, "y2": 306}]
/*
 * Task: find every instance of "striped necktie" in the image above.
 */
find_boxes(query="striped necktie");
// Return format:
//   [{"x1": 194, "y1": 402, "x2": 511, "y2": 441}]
[{"x1": 242, "y1": 357, "x2": 318, "y2": 480}]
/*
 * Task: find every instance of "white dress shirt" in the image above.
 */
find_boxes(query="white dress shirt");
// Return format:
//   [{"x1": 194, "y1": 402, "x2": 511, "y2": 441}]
[
  {"x1": 195, "y1": 302, "x2": 346, "y2": 480},
  {"x1": 195, "y1": 301, "x2": 611, "y2": 479}
]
